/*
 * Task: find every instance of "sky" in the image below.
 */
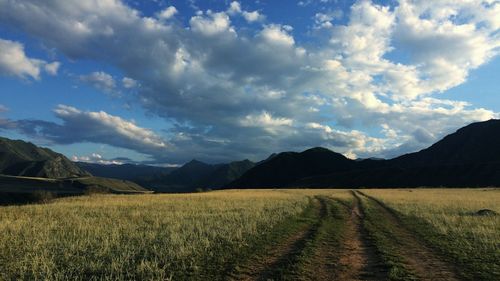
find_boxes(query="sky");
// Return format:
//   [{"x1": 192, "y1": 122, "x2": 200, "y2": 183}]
[{"x1": 0, "y1": 0, "x2": 499, "y2": 165}]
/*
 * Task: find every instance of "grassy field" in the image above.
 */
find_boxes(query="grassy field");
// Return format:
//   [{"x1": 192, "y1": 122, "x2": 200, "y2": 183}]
[
  {"x1": 362, "y1": 188, "x2": 500, "y2": 280},
  {"x1": 0, "y1": 189, "x2": 498, "y2": 280}
]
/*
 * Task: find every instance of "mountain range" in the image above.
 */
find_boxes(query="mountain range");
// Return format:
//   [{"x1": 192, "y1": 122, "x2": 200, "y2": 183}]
[
  {"x1": 76, "y1": 159, "x2": 255, "y2": 192},
  {"x1": 137, "y1": 159, "x2": 255, "y2": 192},
  {"x1": 1, "y1": 119, "x2": 499, "y2": 191},
  {"x1": 228, "y1": 119, "x2": 500, "y2": 188}
]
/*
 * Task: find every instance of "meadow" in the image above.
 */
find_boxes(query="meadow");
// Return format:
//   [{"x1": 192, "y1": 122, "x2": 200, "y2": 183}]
[
  {"x1": 362, "y1": 188, "x2": 500, "y2": 280},
  {"x1": 0, "y1": 189, "x2": 498, "y2": 280}
]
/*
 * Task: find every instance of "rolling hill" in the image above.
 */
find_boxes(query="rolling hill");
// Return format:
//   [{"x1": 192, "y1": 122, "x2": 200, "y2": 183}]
[{"x1": 0, "y1": 137, "x2": 90, "y2": 178}]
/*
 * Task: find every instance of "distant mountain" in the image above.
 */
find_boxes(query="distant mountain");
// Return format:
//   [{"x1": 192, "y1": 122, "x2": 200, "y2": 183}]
[
  {"x1": 147, "y1": 160, "x2": 219, "y2": 192},
  {"x1": 228, "y1": 119, "x2": 500, "y2": 188},
  {"x1": 149, "y1": 159, "x2": 255, "y2": 192},
  {"x1": 0, "y1": 137, "x2": 90, "y2": 178},
  {"x1": 76, "y1": 162, "x2": 175, "y2": 183},
  {"x1": 229, "y1": 147, "x2": 353, "y2": 188},
  {"x1": 198, "y1": 159, "x2": 255, "y2": 188}
]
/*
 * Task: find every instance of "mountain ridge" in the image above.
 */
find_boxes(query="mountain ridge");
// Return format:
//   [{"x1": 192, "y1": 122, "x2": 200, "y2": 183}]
[
  {"x1": 0, "y1": 137, "x2": 90, "y2": 178},
  {"x1": 228, "y1": 119, "x2": 500, "y2": 188}
]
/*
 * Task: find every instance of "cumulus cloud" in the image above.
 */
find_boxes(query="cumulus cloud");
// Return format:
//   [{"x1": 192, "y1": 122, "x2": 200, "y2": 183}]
[
  {"x1": 0, "y1": 0, "x2": 498, "y2": 163},
  {"x1": 260, "y1": 24, "x2": 295, "y2": 46},
  {"x1": 79, "y1": 71, "x2": 116, "y2": 93},
  {"x1": 314, "y1": 11, "x2": 342, "y2": 29},
  {"x1": 5, "y1": 105, "x2": 169, "y2": 159},
  {"x1": 190, "y1": 12, "x2": 234, "y2": 36},
  {"x1": 240, "y1": 111, "x2": 293, "y2": 134},
  {"x1": 228, "y1": 1, "x2": 264, "y2": 23},
  {"x1": 157, "y1": 6, "x2": 177, "y2": 20},
  {"x1": 0, "y1": 38, "x2": 59, "y2": 80},
  {"x1": 122, "y1": 77, "x2": 138, "y2": 88}
]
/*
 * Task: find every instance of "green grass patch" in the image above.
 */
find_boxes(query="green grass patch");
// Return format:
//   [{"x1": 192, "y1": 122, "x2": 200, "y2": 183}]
[
  {"x1": 362, "y1": 188, "x2": 500, "y2": 281},
  {"x1": 357, "y1": 195, "x2": 418, "y2": 281},
  {"x1": 293, "y1": 197, "x2": 351, "y2": 279},
  {"x1": 389, "y1": 208, "x2": 499, "y2": 280}
]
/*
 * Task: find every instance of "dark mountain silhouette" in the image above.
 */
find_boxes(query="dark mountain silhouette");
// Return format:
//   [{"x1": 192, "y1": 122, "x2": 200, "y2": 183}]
[
  {"x1": 143, "y1": 159, "x2": 217, "y2": 192},
  {"x1": 147, "y1": 159, "x2": 255, "y2": 192},
  {"x1": 76, "y1": 162, "x2": 175, "y2": 183},
  {"x1": 0, "y1": 137, "x2": 90, "y2": 178},
  {"x1": 198, "y1": 159, "x2": 255, "y2": 188},
  {"x1": 392, "y1": 119, "x2": 500, "y2": 166},
  {"x1": 228, "y1": 119, "x2": 500, "y2": 188},
  {"x1": 229, "y1": 147, "x2": 353, "y2": 188}
]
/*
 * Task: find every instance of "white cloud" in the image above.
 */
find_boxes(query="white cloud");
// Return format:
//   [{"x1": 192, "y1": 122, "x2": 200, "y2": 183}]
[
  {"x1": 53, "y1": 104, "x2": 167, "y2": 149},
  {"x1": 228, "y1": 1, "x2": 242, "y2": 14},
  {"x1": 122, "y1": 77, "x2": 138, "y2": 88},
  {"x1": 0, "y1": 38, "x2": 59, "y2": 80},
  {"x1": 0, "y1": 104, "x2": 8, "y2": 113},
  {"x1": 240, "y1": 111, "x2": 293, "y2": 134},
  {"x1": 157, "y1": 6, "x2": 177, "y2": 20},
  {"x1": 314, "y1": 11, "x2": 342, "y2": 29},
  {"x1": 79, "y1": 71, "x2": 116, "y2": 93},
  {"x1": 242, "y1": 11, "x2": 264, "y2": 23},
  {"x1": 44, "y1": 62, "x2": 60, "y2": 75},
  {"x1": 190, "y1": 12, "x2": 234, "y2": 36},
  {"x1": 228, "y1": 1, "x2": 264, "y2": 22},
  {"x1": 72, "y1": 153, "x2": 124, "y2": 165},
  {"x1": 259, "y1": 24, "x2": 295, "y2": 46}
]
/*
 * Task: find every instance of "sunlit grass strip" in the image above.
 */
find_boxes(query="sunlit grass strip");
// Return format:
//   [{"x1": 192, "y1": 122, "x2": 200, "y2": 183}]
[
  {"x1": 356, "y1": 194, "x2": 417, "y2": 280},
  {"x1": 0, "y1": 190, "x2": 310, "y2": 280},
  {"x1": 362, "y1": 188, "x2": 500, "y2": 280}
]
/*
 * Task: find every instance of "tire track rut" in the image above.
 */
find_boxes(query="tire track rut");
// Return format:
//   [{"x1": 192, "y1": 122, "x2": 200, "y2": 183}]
[
  {"x1": 229, "y1": 198, "x2": 325, "y2": 281},
  {"x1": 333, "y1": 193, "x2": 388, "y2": 281},
  {"x1": 356, "y1": 191, "x2": 462, "y2": 281},
  {"x1": 300, "y1": 194, "x2": 387, "y2": 281}
]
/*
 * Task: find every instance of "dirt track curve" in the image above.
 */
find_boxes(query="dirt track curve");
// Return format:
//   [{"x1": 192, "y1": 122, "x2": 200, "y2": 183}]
[
  {"x1": 356, "y1": 191, "x2": 462, "y2": 281},
  {"x1": 331, "y1": 193, "x2": 388, "y2": 281},
  {"x1": 229, "y1": 192, "x2": 464, "y2": 281},
  {"x1": 229, "y1": 198, "x2": 325, "y2": 281}
]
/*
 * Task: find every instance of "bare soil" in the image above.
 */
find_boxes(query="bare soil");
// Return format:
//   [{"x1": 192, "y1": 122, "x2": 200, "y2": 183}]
[{"x1": 332, "y1": 195, "x2": 388, "y2": 281}]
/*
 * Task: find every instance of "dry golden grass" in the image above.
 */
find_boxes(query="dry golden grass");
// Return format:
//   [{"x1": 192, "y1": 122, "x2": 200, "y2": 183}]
[
  {"x1": 362, "y1": 188, "x2": 500, "y2": 278},
  {"x1": 0, "y1": 190, "x2": 312, "y2": 280},
  {"x1": 1, "y1": 188, "x2": 497, "y2": 280},
  {"x1": 362, "y1": 188, "x2": 499, "y2": 240}
]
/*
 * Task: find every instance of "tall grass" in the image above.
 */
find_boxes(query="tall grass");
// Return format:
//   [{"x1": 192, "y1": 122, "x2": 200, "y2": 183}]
[
  {"x1": 363, "y1": 188, "x2": 500, "y2": 279},
  {"x1": 0, "y1": 190, "x2": 310, "y2": 280},
  {"x1": 1, "y1": 188, "x2": 496, "y2": 280}
]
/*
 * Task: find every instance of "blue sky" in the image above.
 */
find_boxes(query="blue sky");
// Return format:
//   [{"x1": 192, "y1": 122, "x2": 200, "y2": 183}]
[{"x1": 0, "y1": 0, "x2": 499, "y2": 165}]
